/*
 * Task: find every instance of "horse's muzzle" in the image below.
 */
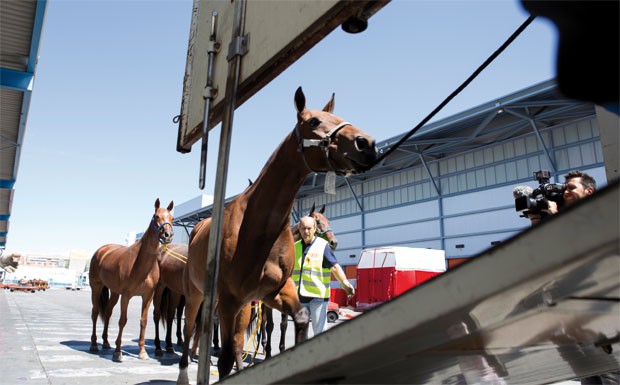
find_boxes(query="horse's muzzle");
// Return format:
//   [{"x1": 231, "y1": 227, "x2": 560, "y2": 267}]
[
  {"x1": 329, "y1": 238, "x2": 339, "y2": 250},
  {"x1": 160, "y1": 230, "x2": 174, "y2": 245}
]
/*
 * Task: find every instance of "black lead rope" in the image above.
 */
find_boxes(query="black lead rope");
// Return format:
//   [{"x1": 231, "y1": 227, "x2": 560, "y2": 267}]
[{"x1": 372, "y1": 15, "x2": 537, "y2": 168}]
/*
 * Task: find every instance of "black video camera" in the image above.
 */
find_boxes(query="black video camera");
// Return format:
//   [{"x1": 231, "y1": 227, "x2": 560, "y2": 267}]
[{"x1": 515, "y1": 170, "x2": 566, "y2": 217}]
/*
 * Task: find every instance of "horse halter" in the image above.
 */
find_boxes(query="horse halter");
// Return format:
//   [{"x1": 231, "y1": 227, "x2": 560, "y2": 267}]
[
  {"x1": 295, "y1": 121, "x2": 351, "y2": 173},
  {"x1": 151, "y1": 215, "x2": 174, "y2": 244},
  {"x1": 316, "y1": 227, "x2": 333, "y2": 237}
]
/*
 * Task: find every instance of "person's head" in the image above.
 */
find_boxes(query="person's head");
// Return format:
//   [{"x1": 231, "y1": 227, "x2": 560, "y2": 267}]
[
  {"x1": 563, "y1": 170, "x2": 596, "y2": 206},
  {"x1": 299, "y1": 216, "x2": 317, "y2": 244}
]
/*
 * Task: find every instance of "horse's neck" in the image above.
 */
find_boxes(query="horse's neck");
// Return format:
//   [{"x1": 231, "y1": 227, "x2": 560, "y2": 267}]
[
  {"x1": 241, "y1": 131, "x2": 309, "y2": 232},
  {"x1": 129, "y1": 224, "x2": 159, "y2": 279}
]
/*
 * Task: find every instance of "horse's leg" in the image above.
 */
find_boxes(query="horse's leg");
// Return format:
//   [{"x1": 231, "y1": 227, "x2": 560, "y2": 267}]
[
  {"x1": 189, "y1": 300, "x2": 202, "y2": 358},
  {"x1": 217, "y1": 298, "x2": 249, "y2": 379},
  {"x1": 176, "y1": 295, "x2": 185, "y2": 346},
  {"x1": 190, "y1": 327, "x2": 200, "y2": 359},
  {"x1": 279, "y1": 311, "x2": 288, "y2": 353},
  {"x1": 177, "y1": 295, "x2": 201, "y2": 385},
  {"x1": 212, "y1": 307, "x2": 220, "y2": 352},
  {"x1": 113, "y1": 295, "x2": 130, "y2": 362},
  {"x1": 89, "y1": 284, "x2": 102, "y2": 352},
  {"x1": 102, "y1": 291, "x2": 120, "y2": 350},
  {"x1": 263, "y1": 278, "x2": 309, "y2": 346},
  {"x1": 263, "y1": 305, "x2": 274, "y2": 359},
  {"x1": 153, "y1": 285, "x2": 165, "y2": 356},
  {"x1": 138, "y1": 292, "x2": 154, "y2": 359},
  {"x1": 165, "y1": 292, "x2": 180, "y2": 353}
]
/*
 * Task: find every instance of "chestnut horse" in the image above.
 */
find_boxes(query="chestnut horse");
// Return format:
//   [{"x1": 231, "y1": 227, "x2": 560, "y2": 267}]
[
  {"x1": 259, "y1": 202, "x2": 338, "y2": 359},
  {"x1": 153, "y1": 243, "x2": 188, "y2": 356},
  {"x1": 89, "y1": 199, "x2": 174, "y2": 361},
  {"x1": 178, "y1": 87, "x2": 376, "y2": 383},
  {"x1": 153, "y1": 244, "x2": 209, "y2": 357}
]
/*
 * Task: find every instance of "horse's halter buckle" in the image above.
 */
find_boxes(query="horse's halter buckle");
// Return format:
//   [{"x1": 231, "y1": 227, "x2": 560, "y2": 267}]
[{"x1": 295, "y1": 121, "x2": 351, "y2": 172}]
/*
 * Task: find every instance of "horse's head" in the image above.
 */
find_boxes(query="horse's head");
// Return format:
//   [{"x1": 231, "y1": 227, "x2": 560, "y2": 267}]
[
  {"x1": 309, "y1": 202, "x2": 338, "y2": 250},
  {"x1": 294, "y1": 87, "x2": 377, "y2": 175},
  {"x1": 152, "y1": 198, "x2": 174, "y2": 244}
]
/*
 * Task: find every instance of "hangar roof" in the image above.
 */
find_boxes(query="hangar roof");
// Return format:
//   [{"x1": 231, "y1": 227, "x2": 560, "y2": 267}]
[
  {"x1": 174, "y1": 79, "x2": 595, "y2": 228},
  {"x1": 0, "y1": 0, "x2": 47, "y2": 248}
]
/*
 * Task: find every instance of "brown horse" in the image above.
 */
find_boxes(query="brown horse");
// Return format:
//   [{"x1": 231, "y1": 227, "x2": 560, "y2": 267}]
[
  {"x1": 89, "y1": 199, "x2": 174, "y2": 361},
  {"x1": 259, "y1": 202, "x2": 338, "y2": 358},
  {"x1": 178, "y1": 87, "x2": 376, "y2": 383},
  {"x1": 153, "y1": 244, "x2": 210, "y2": 357},
  {"x1": 153, "y1": 243, "x2": 188, "y2": 356}
]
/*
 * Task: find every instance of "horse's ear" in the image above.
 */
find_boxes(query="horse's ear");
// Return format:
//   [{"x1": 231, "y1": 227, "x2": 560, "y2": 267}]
[
  {"x1": 294, "y1": 86, "x2": 306, "y2": 115},
  {"x1": 309, "y1": 202, "x2": 316, "y2": 214},
  {"x1": 167, "y1": 201, "x2": 174, "y2": 211},
  {"x1": 155, "y1": 198, "x2": 161, "y2": 209},
  {"x1": 322, "y1": 93, "x2": 335, "y2": 113},
  {"x1": 320, "y1": 204, "x2": 326, "y2": 214}
]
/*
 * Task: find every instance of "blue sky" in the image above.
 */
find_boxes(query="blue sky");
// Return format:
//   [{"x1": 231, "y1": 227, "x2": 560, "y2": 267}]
[{"x1": 7, "y1": 0, "x2": 557, "y2": 255}]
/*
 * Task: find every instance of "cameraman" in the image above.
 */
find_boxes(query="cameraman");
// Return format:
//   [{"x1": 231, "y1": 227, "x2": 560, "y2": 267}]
[
  {"x1": 527, "y1": 170, "x2": 596, "y2": 225},
  {"x1": 525, "y1": 170, "x2": 619, "y2": 385}
]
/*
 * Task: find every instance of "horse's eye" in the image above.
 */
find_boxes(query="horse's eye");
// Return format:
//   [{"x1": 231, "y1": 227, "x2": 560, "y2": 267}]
[{"x1": 308, "y1": 117, "x2": 320, "y2": 128}]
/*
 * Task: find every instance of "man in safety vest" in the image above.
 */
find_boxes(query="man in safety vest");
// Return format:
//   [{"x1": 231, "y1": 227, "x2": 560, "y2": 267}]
[{"x1": 292, "y1": 215, "x2": 355, "y2": 336}]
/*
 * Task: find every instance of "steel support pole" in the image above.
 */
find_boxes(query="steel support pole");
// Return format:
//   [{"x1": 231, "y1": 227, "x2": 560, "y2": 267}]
[
  {"x1": 196, "y1": 1, "x2": 247, "y2": 384},
  {"x1": 199, "y1": 12, "x2": 219, "y2": 190}
]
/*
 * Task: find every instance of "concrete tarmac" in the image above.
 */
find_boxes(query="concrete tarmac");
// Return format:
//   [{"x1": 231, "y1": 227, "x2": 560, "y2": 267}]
[{"x1": 0, "y1": 287, "x2": 321, "y2": 385}]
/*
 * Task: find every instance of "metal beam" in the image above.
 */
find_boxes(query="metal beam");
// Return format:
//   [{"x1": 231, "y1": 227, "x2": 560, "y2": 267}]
[
  {"x1": 416, "y1": 146, "x2": 440, "y2": 196},
  {"x1": 343, "y1": 176, "x2": 363, "y2": 211},
  {"x1": 504, "y1": 107, "x2": 557, "y2": 171},
  {"x1": 0, "y1": 68, "x2": 33, "y2": 91}
]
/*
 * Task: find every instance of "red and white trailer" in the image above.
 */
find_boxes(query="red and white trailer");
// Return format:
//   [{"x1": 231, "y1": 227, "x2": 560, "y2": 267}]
[{"x1": 355, "y1": 247, "x2": 446, "y2": 311}]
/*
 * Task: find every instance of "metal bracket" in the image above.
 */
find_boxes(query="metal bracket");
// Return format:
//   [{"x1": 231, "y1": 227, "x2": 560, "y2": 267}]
[
  {"x1": 206, "y1": 41, "x2": 220, "y2": 54},
  {"x1": 227, "y1": 33, "x2": 250, "y2": 61},
  {"x1": 203, "y1": 86, "x2": 218, "y2": 100}
]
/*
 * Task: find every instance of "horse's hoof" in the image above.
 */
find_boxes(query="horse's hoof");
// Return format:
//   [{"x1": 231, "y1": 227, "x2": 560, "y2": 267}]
[
  {"x1": 166, "y1": 347, "x2": 176, "y2": 354},
  {"x1": 102, "y1": 342, "x2": 111, "y2": 349},
  {"x1": 89, "y1": 345, "x2": 99, "y2": 352},
  {"x1": 112, "y1": 351, "x2": 123, "y2": 362},
  {"x1": 139, "y1": 351, "x2": 149, "y2": 360},
  {"x1": 155, "y1": 348, "x2": 163, "y2": 357},
  {"x1": 177, "y1": 368, "x2": 190, "y2": 385}
]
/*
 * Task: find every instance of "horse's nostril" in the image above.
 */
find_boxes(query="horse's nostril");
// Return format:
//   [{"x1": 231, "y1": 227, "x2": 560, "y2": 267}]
[{"x1": 355, "y1": 136, "x2": 370, "y2": 151}]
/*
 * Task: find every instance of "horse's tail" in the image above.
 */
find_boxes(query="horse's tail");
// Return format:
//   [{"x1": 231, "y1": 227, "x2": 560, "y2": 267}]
[
  {"x1": 98, "y1": 286, "x2": 110, "y2": 322},
  {"x1": 159, "y1": 287, "x2": 170, "y2": 329},
  {"x1": 246, "y1": 301, "x2": 260, "y2": 341}
]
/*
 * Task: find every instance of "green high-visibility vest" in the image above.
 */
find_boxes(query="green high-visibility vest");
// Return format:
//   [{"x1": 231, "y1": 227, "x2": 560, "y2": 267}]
[{"x1": 292, "y1": 238, "x2": 331, "y2": 298}]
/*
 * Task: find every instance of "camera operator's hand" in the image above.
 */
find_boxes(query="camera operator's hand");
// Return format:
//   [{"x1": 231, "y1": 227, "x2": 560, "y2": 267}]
[
  {"x1": 527, "y1": 212, "x2": 542, "y2": 225},
  {"x1": 542, "y1": 200, "x2": 559, "y2": 215}
]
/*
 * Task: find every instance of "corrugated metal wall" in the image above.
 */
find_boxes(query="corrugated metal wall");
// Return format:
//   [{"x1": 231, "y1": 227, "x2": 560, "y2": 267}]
[{"x1": 297, "y1": 115, "x2": 607, "y2": 266}]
